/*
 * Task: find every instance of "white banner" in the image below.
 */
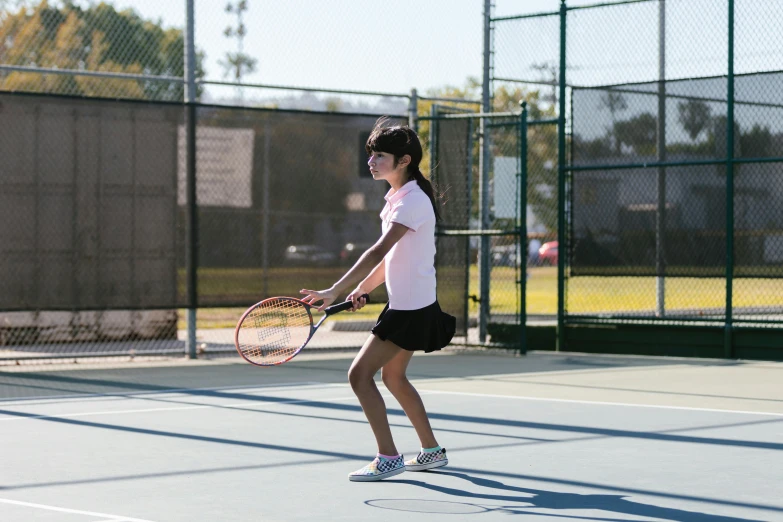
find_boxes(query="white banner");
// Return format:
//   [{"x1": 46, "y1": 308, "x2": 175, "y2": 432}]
[
  {"x1": 178, "y1": 126, "x2": 255, "y2": 208},
  {"x1": 493, "y1": 156, "x2": 518, "y2": 219}
]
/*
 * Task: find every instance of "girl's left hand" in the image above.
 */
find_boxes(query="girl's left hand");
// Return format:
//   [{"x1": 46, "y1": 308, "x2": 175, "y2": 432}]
[
  {"x1": 346, "y1": 288, "x2": 369, "y2": 312},
  {"x1": 299, "y1": 287, "x2": 338, "y2": 312}
]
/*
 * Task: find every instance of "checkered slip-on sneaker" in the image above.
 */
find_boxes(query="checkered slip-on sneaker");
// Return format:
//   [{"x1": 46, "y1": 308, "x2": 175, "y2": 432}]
[
  {"x1": 348, "y1": 454, "x2": 405, "y2": 482},
  {"x1": 405, "y1": 447, "x2": 448, "y2": 471}
]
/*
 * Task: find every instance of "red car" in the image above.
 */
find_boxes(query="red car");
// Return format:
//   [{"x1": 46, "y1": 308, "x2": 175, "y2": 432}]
[{"x1": 538, "y1": 241, "x2": 558, "y2": 266}]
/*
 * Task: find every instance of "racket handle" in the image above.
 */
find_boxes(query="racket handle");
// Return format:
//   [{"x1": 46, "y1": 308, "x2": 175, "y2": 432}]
[{"x1": 324, "y1": 294, "x2": 370, "y2": 316}]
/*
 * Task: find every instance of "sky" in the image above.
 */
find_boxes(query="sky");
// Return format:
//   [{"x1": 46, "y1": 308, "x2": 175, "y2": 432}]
[
  {"x1": 37, "y1": 1, "x2": 783, "y2": 100},
  {"x1": 99, "y1": 0, "x2": 711, "y2": 94}
]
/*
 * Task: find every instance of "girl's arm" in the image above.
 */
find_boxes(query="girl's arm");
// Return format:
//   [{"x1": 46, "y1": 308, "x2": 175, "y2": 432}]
[
  {"x1": 356, "y1": 258, "x2": 385, "y2": 294},
  {"x1": 344, "y1": 259, "x2": 385, "y2": 310},
  {"x1": 300, "y1": 223, "x2": 406, "y2": 310}
]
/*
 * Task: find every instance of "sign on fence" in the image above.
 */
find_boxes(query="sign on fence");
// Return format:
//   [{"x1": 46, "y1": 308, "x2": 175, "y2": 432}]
[{"x1": 177, "y1": 126, "x2": 255, "y2": 208}]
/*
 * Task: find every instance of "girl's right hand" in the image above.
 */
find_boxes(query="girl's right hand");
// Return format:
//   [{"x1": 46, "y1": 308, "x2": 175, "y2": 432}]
[
  {"x1": 346, "y1": 288, "x2": 369, "y2": 311},
  {"x1": 299, "y1": 287, "x2": 338, "y2": 312}
]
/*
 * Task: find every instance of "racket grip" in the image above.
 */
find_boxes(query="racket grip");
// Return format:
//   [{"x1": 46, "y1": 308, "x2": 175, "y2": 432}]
[{"x1": 324, "y1": 294, "x2": 370, "y2": 316}]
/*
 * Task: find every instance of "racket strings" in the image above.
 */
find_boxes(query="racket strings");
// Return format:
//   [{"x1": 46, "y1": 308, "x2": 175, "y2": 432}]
[{"x1": 237, "y1": 299, "x2": 312, "y2": 364}]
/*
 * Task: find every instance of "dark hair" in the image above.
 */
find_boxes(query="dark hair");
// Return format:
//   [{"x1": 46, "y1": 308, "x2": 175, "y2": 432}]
[{"x1": 365, "y1": 118, "x2": 441, "y2": 221}]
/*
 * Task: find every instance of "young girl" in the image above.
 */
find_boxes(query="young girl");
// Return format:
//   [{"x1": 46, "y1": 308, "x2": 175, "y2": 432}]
[{"x1": 300, "y1": 120, "x2": 456, "y2": 482}]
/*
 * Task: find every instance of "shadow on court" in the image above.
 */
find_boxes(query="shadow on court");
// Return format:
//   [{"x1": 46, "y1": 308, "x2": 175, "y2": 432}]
[
  {"x1": 375, "y1": 471, "x2": 778, "y2": 521},
  {"x1": 1, "y1": 353, "x2": 781, "y2": 521},
  {"x1": 0, "y1": 351, "x2": 748, "y2": 402},
  {"x1": 1, "y1": 404, "x2": 781, "y2": 520},
  {"x1": 0, "y1": 378, "x2": 781, "y2": 452}
]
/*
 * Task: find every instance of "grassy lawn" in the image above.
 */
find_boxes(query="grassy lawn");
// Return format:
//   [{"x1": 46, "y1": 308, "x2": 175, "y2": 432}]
[
  {"x1": 180, "y1": 303, "x2": 388, "y2": 330},
  {"x1": 178, "y1": 267, "x2": 389, "y2": 329},
  {"x1": 471, "y1": 266, "x2": 783, "y2": 315},
  {"x1": 568, "y1": 274, "x2": 783, "y2": 314},
  {"x1": 180, "y1": 266, "x2": 783, "y2": 328}
]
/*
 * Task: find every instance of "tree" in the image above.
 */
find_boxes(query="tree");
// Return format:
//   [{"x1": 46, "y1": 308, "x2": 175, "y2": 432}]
[
  {"x1": 0, "y1": 1, "x2": 206, "y2": 100},
  {"x1": 419, "y1": 79, "x2": 559, "y2": 234},
  {"x1": 709, "y1": 115, "x2": 742, "y2": 158},
  {"x1": 677, "y1": 99, "x2": 711, "y2": 141},
  {"x1": 599, "y1": 90, "x2": 627, "y2": 154},
  {"x1": 530, "y1": 61, "x2": 558, "y2": 107},
  {"x1": 614, "y1": 112, "x2": 657, "y2": 156},
  {"x1": 220, "y1": 1, "x2": 257, "y2": 103},
  {"x1": 740, "y1": 124, "x2": 772, "y2": 158},
  {"x1": 708, "y1": 115, "x2": 742, "y2": 178},
  {"x1": 573, "y1": 134, "x2": 613, "y2": 159}
]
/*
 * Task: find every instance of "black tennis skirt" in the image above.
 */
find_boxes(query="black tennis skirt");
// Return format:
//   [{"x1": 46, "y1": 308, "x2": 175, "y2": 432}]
[{"x1": 371, "y1": 300, "x2": 456, "y2": 353}]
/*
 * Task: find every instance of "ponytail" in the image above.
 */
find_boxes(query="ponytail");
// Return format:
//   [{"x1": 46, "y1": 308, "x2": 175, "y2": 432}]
[{"x1": 410, "y1": 168, "x2": 442, "y2": 222}]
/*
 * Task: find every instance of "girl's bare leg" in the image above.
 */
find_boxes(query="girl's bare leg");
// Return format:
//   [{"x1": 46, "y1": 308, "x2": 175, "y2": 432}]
[
  {"x1": 348, "y1": 335, "x2": 403, "y2": 456},
  {"x1": 381, "y1": 348, "x2": 439, "y2": 449}
]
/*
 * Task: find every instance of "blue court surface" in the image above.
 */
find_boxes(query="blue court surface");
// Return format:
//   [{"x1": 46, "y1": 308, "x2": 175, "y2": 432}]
[{"x1": 1, "y1": 351, "x2": 782, "y2": 522}]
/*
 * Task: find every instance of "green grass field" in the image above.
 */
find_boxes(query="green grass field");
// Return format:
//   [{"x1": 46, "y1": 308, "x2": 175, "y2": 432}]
[
  {"x1": 180, "y1": 266, "x2": 783, "y2": 328},
  {"x1": 482, "y1": 266, "x2": 783, "y2": 315}
]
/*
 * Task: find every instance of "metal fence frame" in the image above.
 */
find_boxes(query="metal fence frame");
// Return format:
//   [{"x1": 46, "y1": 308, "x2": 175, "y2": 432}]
[
  {"x1": 4, "y1": 0, "x2": 783, "y2": 361},
  {"x1": 418, "y1": 103, "x2": 530, "y2": 352},
  {"x1": 491, "y1": 0, "x2": 783, "y2": 359}
]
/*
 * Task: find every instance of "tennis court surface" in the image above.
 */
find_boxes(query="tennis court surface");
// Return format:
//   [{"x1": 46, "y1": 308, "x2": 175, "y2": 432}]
[{"x1": 1, "y1": 350, "x2": 782, "y2": 522}]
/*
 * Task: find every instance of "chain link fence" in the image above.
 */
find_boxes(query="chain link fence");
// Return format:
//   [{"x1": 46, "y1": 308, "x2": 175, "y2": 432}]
[
  {"x1": 493, "y1": 0, "x2": 783, "y2": 357},
  {"x1": 570, "y1": 73, "x2": 783, "y2": 325},
  {"x1": 424, "y1": 108, "x2": 529, "y2": 347},
  {"x1": 0, "y1": 0, "x2": 486, "y2": 364},
  {"x1": 5, "y1": 0, "x2": 783, "y2": 361},
  {"x1": 0, "y1": 0, "x2": 187, "y2": 100},
  {"x1": 0, "y1": 0, "x2": 483, "y2": 112},
  {"x1": 0, "y1": 91, "x2": 409, "y2": 363}
]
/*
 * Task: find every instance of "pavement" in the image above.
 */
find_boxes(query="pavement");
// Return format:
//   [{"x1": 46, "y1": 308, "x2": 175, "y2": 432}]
[
  {"x1": 186, "y1": 321, "x2": 378, "y2": 353},
  {"x1": 0, "y1": 351, "x2": 781, "y2": 521}
]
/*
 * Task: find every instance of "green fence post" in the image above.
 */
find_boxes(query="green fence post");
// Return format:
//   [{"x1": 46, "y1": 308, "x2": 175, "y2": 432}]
[
  {"x1": 556, "y1": 0, "x2": 567, "y2": 352},
  {"x1": 185, "y1": 102, "x2": 198, "y2": 360},
  {"x1": 465, "y1": 116, "x2": 474, "y2": 336},
  {"x1": 185, "y1": 0, "x2": 198, "y2": 360},
  {"x1": 409, "y1": 88, "x2": 418, "y2": 133},
  {"x1": 724, "y1": 0, "x2": 735, "y2": 358},
  {"x1": 430, "y1": 105, "x2": 439, "y2": 190},
  {"x1": 519, "y1": 101, "x2": 528, "y2": 355}
]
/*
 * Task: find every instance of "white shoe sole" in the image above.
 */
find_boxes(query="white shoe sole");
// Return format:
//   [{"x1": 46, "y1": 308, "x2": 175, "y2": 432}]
[
  {"x1": 348, "y1": 466, "x2": 405, "y2": 482},
  {"x1": 405, "y1": 459, "x2": 448, "y2": 472}
]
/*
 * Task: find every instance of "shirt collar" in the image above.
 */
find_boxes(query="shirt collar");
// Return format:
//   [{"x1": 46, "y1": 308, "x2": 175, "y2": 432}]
[{"x1": 384, "y1": 180, "x2": 419, "y2": 204}]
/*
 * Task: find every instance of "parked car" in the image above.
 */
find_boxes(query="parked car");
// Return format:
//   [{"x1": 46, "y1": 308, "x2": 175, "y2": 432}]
[
  {"x1": 284, "y1": 244, "x2": 337, "y2": 266},
  {"x1": 340, "y1": 242, "x2": 374, "y2": 265},
  {"x1": 538, "y1": 241, "x2": 558, "y2": 266},
  {"x1": 491, "y1": 245, "x2": 519, "y2": 267}
]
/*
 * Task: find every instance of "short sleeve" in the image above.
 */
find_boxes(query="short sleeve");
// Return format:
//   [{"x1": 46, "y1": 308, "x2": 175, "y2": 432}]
[
  {"x1": 389, "y1": 194, "x2": 428, "y2": 231},
  {"x1": 379, "y1": 202, "x2": 391, "y2": 222}
]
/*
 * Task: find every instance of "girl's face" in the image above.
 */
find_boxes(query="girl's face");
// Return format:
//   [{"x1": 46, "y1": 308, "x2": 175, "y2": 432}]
[{"x1": 367, "y1": 150, "x2": 408, "y2": 183}]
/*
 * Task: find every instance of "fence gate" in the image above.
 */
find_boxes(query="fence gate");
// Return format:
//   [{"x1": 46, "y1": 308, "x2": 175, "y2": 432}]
[{"x1": 424, "y1": 105, "x2": 529, "y2": 350}]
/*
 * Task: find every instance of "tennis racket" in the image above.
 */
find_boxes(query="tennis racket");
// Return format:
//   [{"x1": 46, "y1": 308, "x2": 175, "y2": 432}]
[{"x1": 234, "y1": 294, "x2": 370, "y2": 366}]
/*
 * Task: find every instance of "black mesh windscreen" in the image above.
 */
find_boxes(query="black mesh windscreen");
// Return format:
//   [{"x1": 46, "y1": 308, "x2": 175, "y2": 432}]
[
  {"x1": 572, "y1": 78, "x2": 728, "y2": 166},
  {"x1": 433, "y1": 117, "x2": 473, "y2": 335},
  {"x1": 0, "y1": 93, "x2": 182, "y2": 311},
  {"x1": 193, "y1": 108, "x2": 403, "y2": 307},
  {"x1": 733, "y1": 161, "x2": 783, "y2": 277},
  {"x1": 0, "y1": 93, "x2": 405, "y2": 311},
  {"x1": 433, "y1": 117, "x2": 473, "y2": 229},
  {"x1": 435, "y1": 235, "x2": 470, "y2": 336},
  {"x1": 571, "y1": 165, "x2": 728, "y2": 277},
  {"x1": 571, "y1": 73, "x2": 783, "y2": 277}
]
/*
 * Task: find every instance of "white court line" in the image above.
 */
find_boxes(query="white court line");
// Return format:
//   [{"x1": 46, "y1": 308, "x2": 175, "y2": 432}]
[
  {"x1": 415, "y1": 388, "x2": 783, "y2": 417},
  {"x1": 0, "y1": 497, "x2": 157, "y2": 522},
  {"x1": 0, "y1": 381, "x2": 336, "y2": 405},
  {"x1": 0, "y1": 391, "x2": 404, "y2": 423}
]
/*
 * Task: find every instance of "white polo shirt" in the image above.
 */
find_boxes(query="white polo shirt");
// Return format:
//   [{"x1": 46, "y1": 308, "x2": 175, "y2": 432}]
[{"x1": 380, "y1": 180, "x2": 437, "y2": 310}]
